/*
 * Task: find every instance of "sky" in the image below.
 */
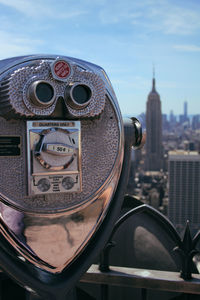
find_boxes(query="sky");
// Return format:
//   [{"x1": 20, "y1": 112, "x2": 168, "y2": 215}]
[{"x1": 0, "y1": 0, "x2": 200, "y2": 117}]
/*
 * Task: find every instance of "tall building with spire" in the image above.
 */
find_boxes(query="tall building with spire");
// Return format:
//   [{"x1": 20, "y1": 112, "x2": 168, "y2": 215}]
[{"x1": 145, "y1": 75, "x2": 163, "y2": 171}]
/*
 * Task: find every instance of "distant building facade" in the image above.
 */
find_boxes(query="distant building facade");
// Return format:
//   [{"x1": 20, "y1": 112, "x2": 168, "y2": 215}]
[
  {"x1": 192, "y1": 114, "x2": 200, "y2": 130},
  {"x1": 145, "y1": 77, "x2": 163, "y2": 171},
  {"x1": 168, "y1": 151, "x2": 200, "y2": 234}
]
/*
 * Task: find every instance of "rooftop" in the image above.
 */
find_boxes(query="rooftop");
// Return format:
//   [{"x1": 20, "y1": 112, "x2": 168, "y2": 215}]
[
  {"x1": 168, "y1": 150, "x2": 200, "y2": 161},
  {"x1": 169, "y1": 150, "x2": 199, "y2": 156}
]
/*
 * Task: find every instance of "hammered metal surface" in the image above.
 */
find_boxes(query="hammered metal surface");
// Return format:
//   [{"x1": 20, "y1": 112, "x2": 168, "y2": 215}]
[
  {"x1": 0, "y1": 98, "x2": 120, "y2": 212},
  {"x1": 0, "y1": 118, "x2": 27, "y2": 199},
  {"x1": 0, "y1": 181, "x2": 115, "y2": 272},
  {"x1": 0, "y1": 60, "x2": 106, "y2": 118}
]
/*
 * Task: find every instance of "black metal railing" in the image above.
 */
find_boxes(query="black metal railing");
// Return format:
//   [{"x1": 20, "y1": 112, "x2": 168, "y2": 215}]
[
  {"x1": 80, "y1": 264, "x2": 200, "y2": 299},
  {"x1": 80, "y1": 201, "x2": 200, "y2": 300},
  {"x1": 1, "y1": 200, "x2": 200, "y2": 299}
]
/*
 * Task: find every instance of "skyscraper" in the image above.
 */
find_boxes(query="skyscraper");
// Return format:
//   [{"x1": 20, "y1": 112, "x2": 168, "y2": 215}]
[
  {"x1": 145, "y1": 76, "x2": 163, "y2": 171},
  {"x1": 168, "y1": 151, "x2": 200, "y2": 234},
  {"x1": 184, "y1": 101, "x2": 188, "y2": 119},
  {"x1": 180, "y1": 101, "x2": 189, "y2": 124}
]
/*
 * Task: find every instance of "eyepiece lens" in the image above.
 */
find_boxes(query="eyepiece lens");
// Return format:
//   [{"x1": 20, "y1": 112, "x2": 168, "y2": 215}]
[
  {"x1": 36, "y1": 82, "x2": 54, "y2": 103},
  {"x1": 72, "y1": 85, "x2": 91, "y2": 105}
]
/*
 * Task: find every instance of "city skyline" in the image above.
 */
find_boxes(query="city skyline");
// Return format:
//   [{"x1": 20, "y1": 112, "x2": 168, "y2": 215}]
[
  {"x1": 0, "y1": 0, "x2": 200, "y2": 116},
  {"x1": 126, "y1": 100, "x2": 198, "y2": 119},
  {"x1": 132, "y1": 57, "x2": 200, "y2": 233}
]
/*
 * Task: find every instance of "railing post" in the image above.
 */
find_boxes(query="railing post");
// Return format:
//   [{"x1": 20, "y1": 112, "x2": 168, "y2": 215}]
[
  {"x1": 100, "y1": 284, "x2": 109, "y2": 300},
  {"x1": 26, "y1": 292, "x2": 41, "y2": 300},
  {"x1": 99, "y1": 242, "x2": 116, "y2": 272},
  {"x1": 174, "y1": 221, "x2": 200, "y2": 280},
  {"x1": 141, "y1": 288, "x2": 147, "y2": 300},
  {"x1": 99, "y1": 242, "x2": 115, "y2": 300}
]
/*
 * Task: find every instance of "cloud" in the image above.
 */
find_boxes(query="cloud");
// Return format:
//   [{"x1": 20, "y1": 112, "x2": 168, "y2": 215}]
[
  {"x1": 162, "y1": 8, "x2": 200, "y2": 35},
  {"x1": 0, "y1": 0, "x2": 41, "y2": 16},
  {"x1": 0, "y1": 30, "x2": 43, "y2": 59},
  {"x1": 173, "y1": 44, "x2": 200, "y2": 52},
  {"x1": 1, "y1": 0, "x2": 200, "y2": 36},
  {"x1": 97, "y1": 0, "x2": 200, "y2": 36},
  {"x1": 0, "y1": 0, "x2": 87, "y2": 19},
  {"x1": 98, "y1": 1, "x2": 144, "y2": 25},
  {"x1": 144, "y1": 2, "x2": 200, "y2": 35}
]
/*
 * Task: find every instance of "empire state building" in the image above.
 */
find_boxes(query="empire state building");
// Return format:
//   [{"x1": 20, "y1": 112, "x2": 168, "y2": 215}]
[{"x1": 145, "y1": 76, "x2": 163, "y2": 171}]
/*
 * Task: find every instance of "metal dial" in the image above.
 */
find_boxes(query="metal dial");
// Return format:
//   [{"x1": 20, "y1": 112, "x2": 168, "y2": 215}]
[{"x1": 34, "y1": 128, "x2": 77, "y2": 171}]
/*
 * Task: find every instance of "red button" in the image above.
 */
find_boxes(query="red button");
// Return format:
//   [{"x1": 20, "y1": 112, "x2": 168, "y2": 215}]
[{"x1": 53, "y1": 60, "x2": 71, "y2": 79}]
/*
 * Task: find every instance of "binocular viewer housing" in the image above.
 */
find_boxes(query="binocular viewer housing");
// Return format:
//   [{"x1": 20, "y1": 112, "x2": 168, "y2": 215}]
[
  {"x1": 0, "y1": 57, "x2": 105, "y2": 119},
  {"x1": 0, "y1": 55, "x2": 143, "y2": 298}
]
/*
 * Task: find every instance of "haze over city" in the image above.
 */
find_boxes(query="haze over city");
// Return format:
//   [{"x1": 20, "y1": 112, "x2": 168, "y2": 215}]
[{"x1": 0, "y1": 0, "x2": 200, "y2": 116}]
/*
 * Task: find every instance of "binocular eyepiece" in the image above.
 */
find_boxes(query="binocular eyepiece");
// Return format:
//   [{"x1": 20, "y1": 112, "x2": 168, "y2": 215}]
[
  {"x1": 28, "y1": 80, "x2": 56, "y2": 107},
  {"x1": 28, "y1": 79, "x2": 93, "y2": 110}
]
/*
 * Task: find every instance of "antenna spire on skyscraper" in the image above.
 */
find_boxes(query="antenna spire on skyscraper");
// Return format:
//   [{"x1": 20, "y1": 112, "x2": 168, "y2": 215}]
[
  {"x1": 153, "y1": 63, "x2": 155, "y2": 79},
  {"x1": 152, "y1": 63, "x2": 156, "y2": 91}
]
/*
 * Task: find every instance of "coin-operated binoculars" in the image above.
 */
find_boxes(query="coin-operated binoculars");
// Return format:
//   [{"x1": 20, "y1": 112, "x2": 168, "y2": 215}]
[{"x1": 0, "y1": 55, "x2": 144, "y2": 299}]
